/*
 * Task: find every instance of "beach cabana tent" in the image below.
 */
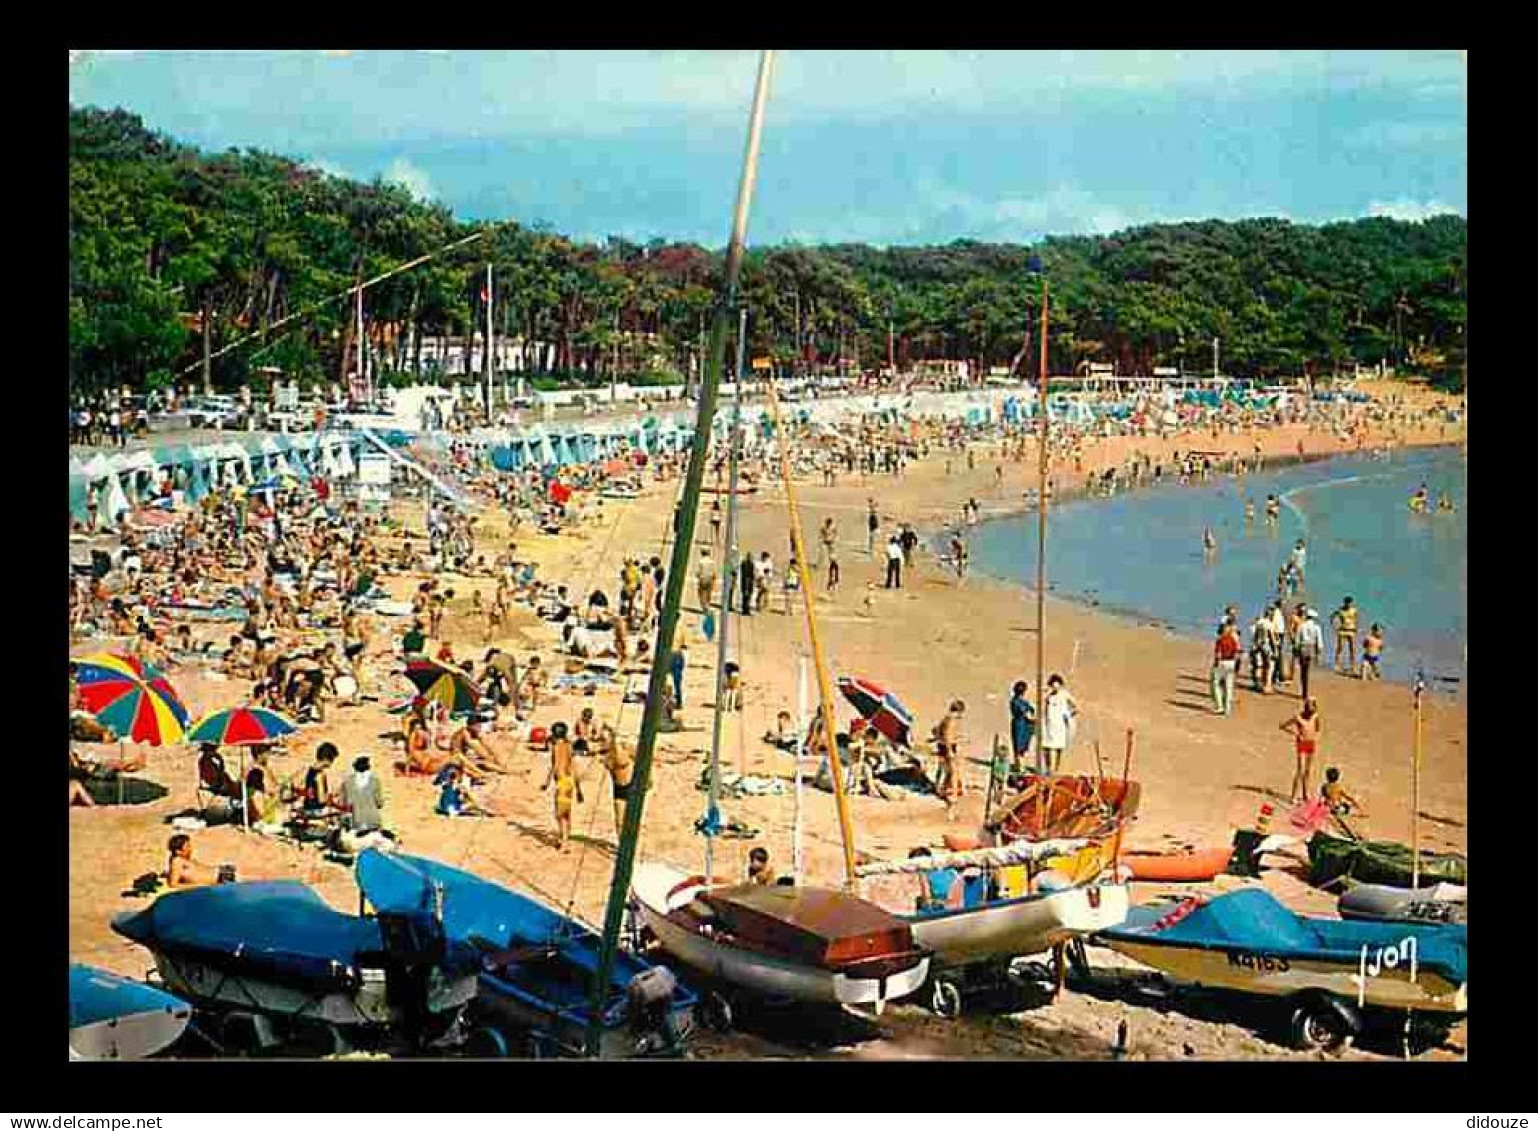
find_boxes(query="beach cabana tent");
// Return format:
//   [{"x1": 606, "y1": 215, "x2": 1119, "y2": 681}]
[{"x1": 100, "y1": 471, "x2": 131, "y2": 523}]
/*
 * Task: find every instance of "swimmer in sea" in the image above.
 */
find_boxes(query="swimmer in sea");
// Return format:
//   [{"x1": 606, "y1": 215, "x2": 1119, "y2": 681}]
[
  {"x1": 1243, "y1": 498, "x2": 1255, "y2": 526},
  {"x1": 1437, "y1": 491, "x2": 1454, "y2": 513},
  {"x1": 1202, "y1": 527, "x2": 1217, "y2": 559}
]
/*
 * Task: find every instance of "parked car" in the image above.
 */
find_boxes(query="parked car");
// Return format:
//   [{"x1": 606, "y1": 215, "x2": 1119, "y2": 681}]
[{"x1": 185, "y1": 396, "x2": 243, "y2": 430}]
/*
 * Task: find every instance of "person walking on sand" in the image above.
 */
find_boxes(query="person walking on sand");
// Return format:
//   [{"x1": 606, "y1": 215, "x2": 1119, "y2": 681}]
[
  {"x1": 884, "y1": 534, "x2": 903, "y2": 589},
  {"x1": 1294, "y1": 607, "x2": 1324, "y2": 701},
  {"x1": 1039, "y1": 675, "x2": 1077, "y2": 774},
  {"x1": 1331, "y1": 596, "x2": 1359, "y2": 674},
  {"x1": 738, "y1": 550, "x2": 756, "y2": 617},
  {"x1": 541, "y1": 721, "x2": 583, "y2": 850},
  {"x1": 818, "y1": 516, "x2": 837, "y2": 567},
  {"x1": 900, "y1": 523, "x2": 919, "y2": 570},
  {"x1": 1280, "y1": 698, "x2": 1322, "y2": 803},
  {"x1": 668, "y1": 644, "x2": 688, "y2": 709},
  {"x1": 696, "y1": 546, "x2": 716, "y2": 612},
  {"x1": 1212, "y1": 621, "x2": 1241, "y2": 715},
  {"x1": 867, "y1": 499, "x2": 879, "y2": 556},
  {"x1": 932, "y1": 700, "x2": 966, "y2": 810},
  {"x1": 826, "y1": 542, "x2": 841, "y2": 592},
  {"x1": 1289, "y1": 539, "x2": 1308, "y2": 587},
  {"x1": 602, "y1": 735, "x2": 636, "y2": 837}
]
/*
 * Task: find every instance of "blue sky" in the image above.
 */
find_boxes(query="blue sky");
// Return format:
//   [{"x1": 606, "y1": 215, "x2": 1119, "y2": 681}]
[{"x1": 68, "y1": 50, "x2": 1466, "y2": 246}]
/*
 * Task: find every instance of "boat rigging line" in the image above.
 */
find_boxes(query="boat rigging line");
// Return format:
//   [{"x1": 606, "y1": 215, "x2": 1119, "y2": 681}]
[{"x1": 174, "y1": 229, "x2": 489, "y2": 378}]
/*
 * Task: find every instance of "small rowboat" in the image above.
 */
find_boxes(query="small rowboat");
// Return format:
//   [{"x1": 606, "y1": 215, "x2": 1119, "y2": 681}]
[
  {"x1": 632, "y1": 862, "x2": 929, "y2": 1012},
  {"x1": 1122, "y1": 847, "x2": 1232, "y2": 883},
  {"x1": 1338, "y1": 882, "x2": 1466, "y2": 925},
  {"x1": 988, "y1": 775, "x2": 1141, "y2": 884}
]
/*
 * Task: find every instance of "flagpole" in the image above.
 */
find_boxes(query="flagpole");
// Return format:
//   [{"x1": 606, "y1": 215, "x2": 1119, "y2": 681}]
[
  {"x1": 484, "y1": 262, "x2": 495, "y2": 420},
  {"x1": 1034, "y1": 267, "x2": 1049, "y2": 773}
]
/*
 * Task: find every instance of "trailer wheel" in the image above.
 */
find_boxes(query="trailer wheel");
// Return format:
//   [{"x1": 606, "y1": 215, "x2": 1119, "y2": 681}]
[
  {"x1": 1290, "y1": 999, "x2": 1355, "y2": 1053},
  {"x1": 930, "y1": 979, "x2": 963, "y2": 1020},
  {"x1": 701, "y1": 990, "x2": 734, "y2": 1033}
]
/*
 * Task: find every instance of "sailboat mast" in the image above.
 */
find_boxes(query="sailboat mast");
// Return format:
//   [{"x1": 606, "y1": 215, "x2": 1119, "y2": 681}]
[
  {"x1": 585, "y1": 49, "x2": 775, "y2": 1057},
  {"x1": 705, "y1": 305, "x2": 748, "y2": 880},
  {"x1": 484, "y1": 262, "x2": 495, "y2": 419},
  {"x1": 794, "y1": 652, "x2": 808, "y2": 883},
  {"x1": 763, "y1": 377, "x2": 859, "y2": 889},
  {"x1": 1035, "y1": 275, "x2": 1050, "y2": 756}
]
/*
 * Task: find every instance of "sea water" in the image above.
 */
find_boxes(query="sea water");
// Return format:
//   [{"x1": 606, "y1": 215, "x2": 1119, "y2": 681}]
[{"x1": 967, "y1": 446, "x2": 1466, "y2": 690}]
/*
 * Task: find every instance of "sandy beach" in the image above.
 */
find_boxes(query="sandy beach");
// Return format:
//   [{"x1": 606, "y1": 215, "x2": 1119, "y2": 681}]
[{"x1": 68, "y1": 380, "x2": 1467, "y2": 1060}]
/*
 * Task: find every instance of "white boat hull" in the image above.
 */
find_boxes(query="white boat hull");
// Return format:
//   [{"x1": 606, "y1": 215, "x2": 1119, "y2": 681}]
[
  {"x1": 632, "y1": 863, "x2": 929, "y2": 1008},
  {"x1": 69, "y1": 1010, "x2": 191, "y2": 1061},
  {"x1": 907, "y1": 883, "x2": 1130, "y2": 968}
]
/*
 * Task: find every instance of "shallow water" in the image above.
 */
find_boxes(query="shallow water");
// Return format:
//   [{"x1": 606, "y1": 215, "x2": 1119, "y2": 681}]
[{"x1": 967, "y1": 446, "x2": 1466, "y2": 689}]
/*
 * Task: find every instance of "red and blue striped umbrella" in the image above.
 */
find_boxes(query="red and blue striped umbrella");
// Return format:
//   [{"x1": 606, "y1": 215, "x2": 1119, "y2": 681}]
[
  {"x1": 185, "y1": 705, "x2": 298, "y2": 747},
  {"x1": 836, "y1": 675, "x2": 914, "y2": 748},
  {"x1": 73, "y1": 653, "x2": 189, "y2": 746}
]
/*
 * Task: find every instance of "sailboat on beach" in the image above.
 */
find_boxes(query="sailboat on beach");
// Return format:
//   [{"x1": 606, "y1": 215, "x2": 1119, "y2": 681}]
[
  {"x1": 630, "y1": 242, "x2": 929, "y2": 1018},
  {"x1": 585, "y1": 51, "x2": 929, "y2": 1048}
]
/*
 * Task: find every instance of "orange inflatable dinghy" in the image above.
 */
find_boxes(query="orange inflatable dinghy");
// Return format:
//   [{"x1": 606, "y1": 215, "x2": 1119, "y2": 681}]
[{"x1": 1122, "y1": 846, "x2": 1232, "y2": 882}]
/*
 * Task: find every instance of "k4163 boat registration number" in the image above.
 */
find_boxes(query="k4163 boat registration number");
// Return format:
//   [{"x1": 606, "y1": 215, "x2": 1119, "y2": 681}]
[{"x1": 1226, "y1": 951, "x2": 1291, "y2": 972}]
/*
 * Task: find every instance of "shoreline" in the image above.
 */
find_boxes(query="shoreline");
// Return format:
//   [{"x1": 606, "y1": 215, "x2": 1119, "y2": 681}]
[{"x1": 947, "y1": 441, "x2": 1465, "y2": 691}]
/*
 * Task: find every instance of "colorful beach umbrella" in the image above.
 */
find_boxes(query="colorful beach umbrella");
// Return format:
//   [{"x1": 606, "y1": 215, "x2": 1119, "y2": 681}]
[
  {"x1": 403, "y1": 658, "x2": 482, "y2": 717},
  {"x1": 836, "y1": 675, "x2": 915, "y2": 748},
  {"x1": 185, "y1": 705, "x2": 298, "y2": 747},
  {"x1": 73, "y1": 653, "x2": 190, "y2": 746}
]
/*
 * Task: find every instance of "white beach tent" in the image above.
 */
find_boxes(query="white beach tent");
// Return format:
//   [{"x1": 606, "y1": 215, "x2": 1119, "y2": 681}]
[{"x1": 100, "y1": 470, "x2": 132, "y2": 523}]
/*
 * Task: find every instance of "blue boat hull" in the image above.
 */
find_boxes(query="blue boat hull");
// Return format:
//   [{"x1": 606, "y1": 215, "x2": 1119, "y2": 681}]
[{"x1": 69, "y1": 965, "x2": 191, "y2": 1060}]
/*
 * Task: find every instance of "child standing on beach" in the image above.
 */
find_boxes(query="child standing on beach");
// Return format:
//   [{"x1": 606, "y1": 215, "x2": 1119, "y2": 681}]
[{"x1": 1360, "y1": 624, "x2": 1384, "y2": 680}]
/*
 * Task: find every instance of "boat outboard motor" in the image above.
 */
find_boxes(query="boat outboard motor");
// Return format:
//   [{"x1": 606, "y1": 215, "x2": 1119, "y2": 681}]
[
  {"x1": 376, "y1": 909, "x2": 448, "y2": 1046},
  {"x1": 625, "y1": 965, "x2": 681, "y2": 1053}
]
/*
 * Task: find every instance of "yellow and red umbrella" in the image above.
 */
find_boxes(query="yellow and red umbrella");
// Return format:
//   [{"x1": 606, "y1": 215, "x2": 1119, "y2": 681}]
[
  {"x1": 404, "y1": 658, "x2": 482, "y2": 717},
  {"x1": 73, "y1": 653, "x2": 189, "y2": 746}
]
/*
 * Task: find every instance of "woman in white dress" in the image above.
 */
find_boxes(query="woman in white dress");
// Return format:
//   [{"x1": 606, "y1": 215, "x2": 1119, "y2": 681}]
[{"x1": 1039, "y1": 674, "x2": 1077, "y2": 774}]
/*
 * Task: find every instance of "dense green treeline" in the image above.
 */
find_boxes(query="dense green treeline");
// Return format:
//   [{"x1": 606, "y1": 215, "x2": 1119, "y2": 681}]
[{"x1": 69, "y1": 106, "x2": 1467, "y2": 394}]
